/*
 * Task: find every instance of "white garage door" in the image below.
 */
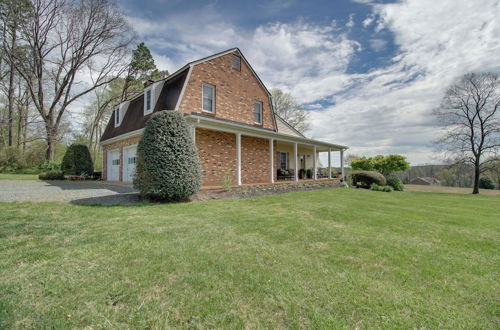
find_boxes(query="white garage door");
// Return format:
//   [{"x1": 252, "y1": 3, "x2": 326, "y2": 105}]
[
  {"x1": 123, "y1": 145, "x2": 137, "y2": 183},
  {"x1": 107, "y1": 149, "x2": 120, "y2": 181}
]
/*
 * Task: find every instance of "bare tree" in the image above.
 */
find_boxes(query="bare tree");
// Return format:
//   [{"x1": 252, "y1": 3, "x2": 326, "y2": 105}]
[
  {"x1": 434, "y1": 72, "x2": 500, "y2": 194},
  {"x1": 8, "y1": 0, "x2": 133, "y2": 160},
  {"x1": 270, "y1": 88, "x2": 310, "y2": 134}
]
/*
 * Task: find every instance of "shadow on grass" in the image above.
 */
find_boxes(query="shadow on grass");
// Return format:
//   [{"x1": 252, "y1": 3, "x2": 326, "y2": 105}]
[{"x1": 41, "y1": 180, "x2": 135, "y2": 193}]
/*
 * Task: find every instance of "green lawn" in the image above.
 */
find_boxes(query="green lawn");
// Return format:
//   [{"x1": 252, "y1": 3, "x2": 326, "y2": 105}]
[
  {"x1": 1, "y1": 189, "x2": 498, "y2": 328},
  {"x1": 0, "y1": 173, "x2": 39, "y2": 180}
]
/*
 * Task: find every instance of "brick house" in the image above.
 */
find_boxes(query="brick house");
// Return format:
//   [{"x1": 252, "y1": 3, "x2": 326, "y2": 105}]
[{"x1": 99, "y1": 48, "x2": 348, "y2": 188}]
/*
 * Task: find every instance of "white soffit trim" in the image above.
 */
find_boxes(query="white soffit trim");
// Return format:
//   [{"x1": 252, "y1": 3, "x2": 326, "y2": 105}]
[
  {"x1": 186, "y1": 114, "x2": 348, "y2": 150},
  {"x1": 99, "y1": 128, "x2": 144, "y2": 146}
]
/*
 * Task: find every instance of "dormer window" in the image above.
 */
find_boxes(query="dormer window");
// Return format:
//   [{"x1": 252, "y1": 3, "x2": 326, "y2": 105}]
[
  {"x1": 114, "y1": 107, "x2": 121, "y2": 127},
  {"x1": 253, "y1": 101, "x2": 263, "y2": 124},
  {"x1": 202, "y1": 83, "x2": 215, "y2": 113},
  {"x1": 232, "y1": 55, "x2": 241, "y2": 71},
  {"x1": 144, "y1": 88, "x2": 153, "y2": 115}
]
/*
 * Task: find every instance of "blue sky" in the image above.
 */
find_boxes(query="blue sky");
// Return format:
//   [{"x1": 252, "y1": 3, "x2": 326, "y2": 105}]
[{"x1": 117, "y1": 0, "x2": 499, "y2": 165}]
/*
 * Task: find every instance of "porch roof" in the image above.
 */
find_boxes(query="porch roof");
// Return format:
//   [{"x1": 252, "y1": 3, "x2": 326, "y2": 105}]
[{"x1": 185, "y1": 114, "x2": 348, "y2": 152}]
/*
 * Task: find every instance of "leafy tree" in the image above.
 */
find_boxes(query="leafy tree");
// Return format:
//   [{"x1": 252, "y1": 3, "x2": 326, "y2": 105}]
[
  {"x1": 270, "y1": 88, "x2": 310, "y2": 134},
  {"x1": 121, "y1": 43, "x2": 169, "y2": 100},
  {"x1": 434, "y1": 72, "x2": 499, "y2": 194},
  {"x1": 351, "y1": 155, "x2": 410, "y2": 176},
  {"x1": 351, "y1": 157, "x2": 373, "y2": 171},
  {"x1": 482, "y1": 157, "x2": 500, "y2": 190},
  {"x1": 372, "y1": 154, "x2": 410, "y2": 177},
  {"x1": 61, "y1": 144, "x2": 93, "y2": 176},
  {"x1": 134, "y1": 111, "x2": 201, "y2": 201}
]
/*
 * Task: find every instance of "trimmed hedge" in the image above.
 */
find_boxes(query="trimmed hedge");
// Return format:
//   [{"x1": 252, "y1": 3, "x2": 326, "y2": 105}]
[
  {"x1": 39, "y1": 170, "x2": 65, "y2": 180},
  {"x1": 350, "y1": 170, "x2": 386, "y2": 188},
  {"x1": 61, "y1": 144, "x2": 93, "y2": 176},
  {"x1": 134, "y1": 111, "x2": 202, "y2": 201},
  {"x1": 386, "y1": 175, "x2": 404, "y2": 191},
  {"x1": 371, "y1": 183, "x2": 393, "y2": 192}
]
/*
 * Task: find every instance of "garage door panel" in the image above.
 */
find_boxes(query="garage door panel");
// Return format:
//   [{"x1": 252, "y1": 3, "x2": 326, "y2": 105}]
[
  {"x1": 107, "y1": 150, "x2": 120, "y2": 181},
  {"x1": 123, "y1": 146, "x2": 137, "y2": 182}
]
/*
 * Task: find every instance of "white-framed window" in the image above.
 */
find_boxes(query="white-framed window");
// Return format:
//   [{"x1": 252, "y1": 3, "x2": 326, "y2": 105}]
[
  {"x1": 202, "y1": 83, "x2": 215, "y2": 113},
  {"x1": 128, "y1": 156, "x2": 137, "y2": 165},
  {"x1": 114, "y1": 107, "x2": 121, "y2": 127},
  {"x1": 232, "y1": 55, "x2": 241, "y2": 71},
  {"x1": 112, "y1": 159, "x2": 120, "y2": 166},
  {"x1": 253, "y1": 101, "x2": 263, "y2": 124},
  {"x1": 279, "y1": 152, "x2": 288, "y2": 170},
  {"x1": 144, "y1": 88, "x2": 153, "y2": 115}
]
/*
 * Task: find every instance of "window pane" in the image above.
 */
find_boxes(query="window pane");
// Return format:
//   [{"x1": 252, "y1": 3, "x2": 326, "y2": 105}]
[
  {"x1": 232, "y1": 55, "x2": 241, "y2": 70},
  {"x1": 203, "y1": 85, "x2": 214, "y2": 112},
  {"x1": 254, "y1": 102, "x2": 262, "y2": 123},
  {"x1": 115, "y1": 109, "x2": 120, "y2": 124},
  {"x1": 146, "y1": 90, "x2": 151, "y2": 110}
]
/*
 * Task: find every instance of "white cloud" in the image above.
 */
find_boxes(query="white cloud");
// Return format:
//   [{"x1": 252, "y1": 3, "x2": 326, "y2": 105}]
[
  {"x1": 346, "y1": 13, "x2": 355, "y2": 28},
  {"x1": 125, "y1": 0, "x2": 500, "y2": 165}
]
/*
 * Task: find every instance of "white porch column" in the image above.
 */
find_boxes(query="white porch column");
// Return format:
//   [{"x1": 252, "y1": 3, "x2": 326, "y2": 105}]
[
  {"x1": 236, "y1": 133, "x2": 241, "y2": 186},
  {"x1": 340, "y1": 149, "x2": 345, "y2": 181},
  {"x1": 328, "y1": 148, "x2": 332, "y2": 179},
  {"x1": 269, "y1": 138, "x2": 274, "y2": 183},
  {"x1": 294, "y1": 143, "x2": 298, "y2": 181},
  {"x1": 191, "y1": 125, "x2": 196, "y2": 144},
  {"x1": 313, "y1": 145, "x2": 317, "y2": 180}
]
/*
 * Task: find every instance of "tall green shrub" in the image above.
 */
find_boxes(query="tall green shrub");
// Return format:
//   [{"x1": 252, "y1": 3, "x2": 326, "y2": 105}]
[
  {"x1": 479, "y1": 177, "x2": 495, "y2": 190},
  {"x1": 61, "y1": 144, "x2": 93, "y2": 176},
  {"x1": 134, "y1": 111, "x2": 202, "y2": 201}
]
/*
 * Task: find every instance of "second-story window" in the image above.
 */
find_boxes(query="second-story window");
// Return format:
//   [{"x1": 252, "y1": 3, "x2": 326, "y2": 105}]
[
  {"x1": 232, "y1": 55, "x2": 241, "y2": 71},
  {"x1": 144, "y1": 88, "x2": 153, "y2": 115},
  {"x1": 253, "y1": 101, "x2": 263, "y2": 124},
  {"x1": 202, "y1": 83, "x2": 215, "y2": 113},
  {"x1": 114, "y1": 107, "x2": 121, "y2": 127}
]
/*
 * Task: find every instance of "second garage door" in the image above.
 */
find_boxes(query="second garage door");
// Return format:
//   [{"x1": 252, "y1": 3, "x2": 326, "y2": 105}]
[{"x1": 123, "y1": 145, "x2": 137, "y2": 182}]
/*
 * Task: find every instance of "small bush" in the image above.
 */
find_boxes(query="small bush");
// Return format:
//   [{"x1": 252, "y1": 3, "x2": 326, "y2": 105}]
[
  {"x1": 371, "y1": 183, "x2": 393, "y2": 192},
  {"x1": 39, "y1": 170, "x2": 65, "y2": 180},
  {"x1": 306, "y1": 169, "x2": 312, "y2": 179},
  {"x1": 350, "y1": 170, "x2": 386, "y2": 188},
  {"x1": 386, "y1": 175, "x2": 404, "y2": 191},
  {"x1": 61, "y1": 144, "x2": 93, "y2": 176},
  {"x1": 134, "y1": 111, "x2": 202, "y2": 201},
  {"x1": 479, "y1": 177, "x2": 495, "y2": 190}
]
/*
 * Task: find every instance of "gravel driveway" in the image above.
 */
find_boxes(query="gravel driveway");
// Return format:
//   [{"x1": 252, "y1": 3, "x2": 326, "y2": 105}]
[{"x1": 0, "y1": 180, "x2": 140, "y2": 205}]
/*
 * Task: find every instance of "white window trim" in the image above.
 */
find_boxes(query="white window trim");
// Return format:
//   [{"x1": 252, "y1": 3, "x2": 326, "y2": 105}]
[
  {"x1": 254, "y1": 101, "x2": 263, "y2": 124},
  {"x1": 202, "y1": 83, "x2": 215, "y2": 113},
  {"x1": 144, "y1": 87, "x2": 154, "y2": 115}
]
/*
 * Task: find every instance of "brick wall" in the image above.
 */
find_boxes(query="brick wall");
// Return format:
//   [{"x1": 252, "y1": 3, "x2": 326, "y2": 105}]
[
  {"x1": 178, "y1": 51, "x2": 276, "y2": 131},
  {"x1": 102, "y1": 135, "x2": 141, "y2": 181},
  {"x1": 241, "y1": 135, "x2": 271, "y2": 184},
  {"x1": 195, "y1": 128, "x2": 237, "y2": 187},
  {"x1": 102, "y1": 128, "x2": 279, "y2": 187}
]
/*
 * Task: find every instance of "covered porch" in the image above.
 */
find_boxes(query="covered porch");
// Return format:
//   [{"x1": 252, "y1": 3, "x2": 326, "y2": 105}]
[{"x1": 185, "y1": 114, "x2": 348, "y2": 188}]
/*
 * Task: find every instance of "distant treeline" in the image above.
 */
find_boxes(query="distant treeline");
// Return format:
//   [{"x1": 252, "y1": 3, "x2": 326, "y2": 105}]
[{"x1": 396, "y1": 164, "x2": 474, "y2": 188}]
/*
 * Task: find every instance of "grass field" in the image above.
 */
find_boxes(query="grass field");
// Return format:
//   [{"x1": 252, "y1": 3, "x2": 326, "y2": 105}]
[
  {"x1": 406, "y1": 184, "x2": 500, "y2": 195},
  {"x1": 0, "y1": 173, "x2": 39, "y2": 180},
  {"x1": 1, "y1": 188, "x2": 499, "y2": 328}
]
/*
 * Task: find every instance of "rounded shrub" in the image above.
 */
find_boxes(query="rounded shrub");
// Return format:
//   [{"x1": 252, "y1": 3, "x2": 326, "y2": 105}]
[
  {"x1": 134, "y1": 110, "x2": 202, "y2": 201},
  {"x1": 350, "y1": 170, "x2": 386, "y2": 188},
  {"x1": 479, "y1": 177, "x2": 495, "y2": 190},
  {"x1": 61, "y1": 144, "x2": 93, "y2": 176},
  {"x1": 39, "y1": 170, "x2": 65, "y2": 180},
  {"x1": 386, "y1": 175, "x2": 404, "y2": 191}
]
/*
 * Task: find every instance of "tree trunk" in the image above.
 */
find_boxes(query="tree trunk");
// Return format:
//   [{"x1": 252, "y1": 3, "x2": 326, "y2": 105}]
[
  {"x1": 472, "y1": 162, "x2": 480, "y2": 194},
  {"x1": 45, "y1": 122, "x2": 57, "y2": 161},
  {"x1": 7, "y1": 25, "x2": 17, "y2": 147}
]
